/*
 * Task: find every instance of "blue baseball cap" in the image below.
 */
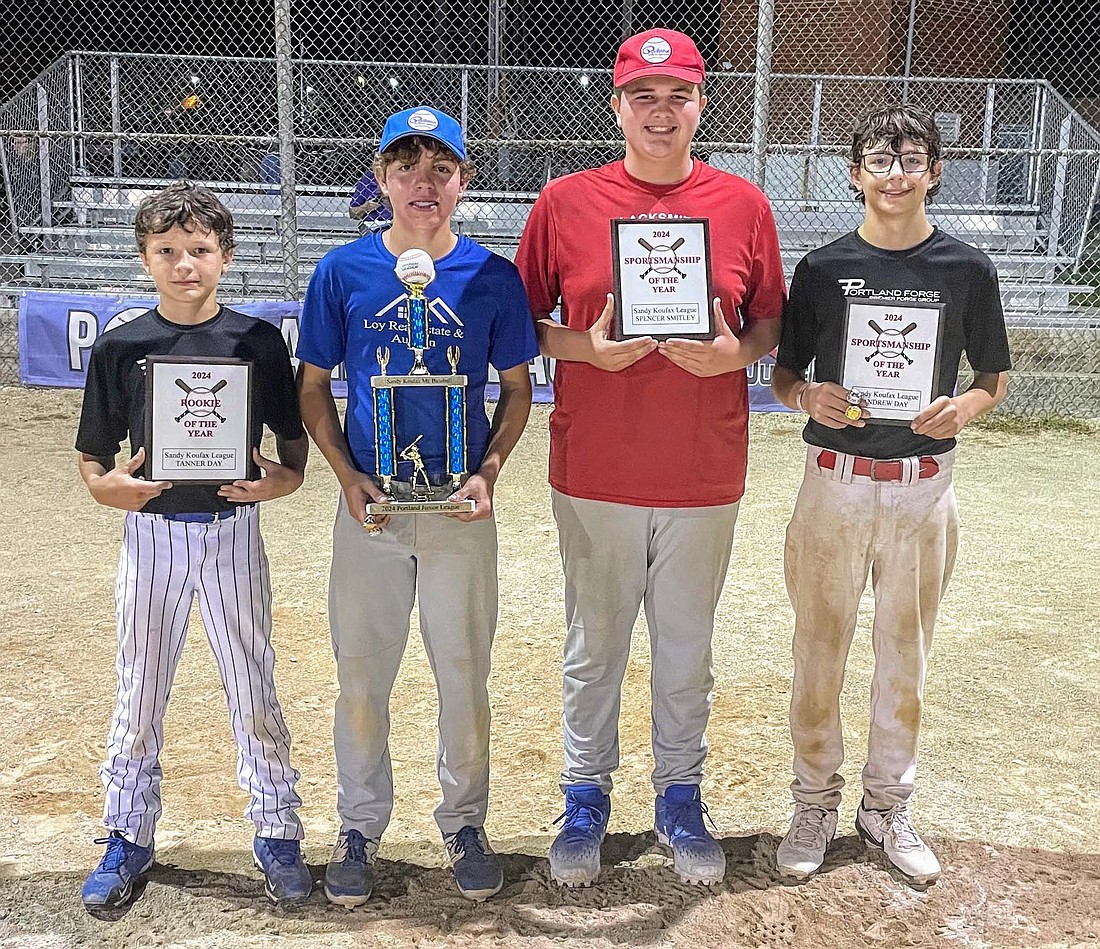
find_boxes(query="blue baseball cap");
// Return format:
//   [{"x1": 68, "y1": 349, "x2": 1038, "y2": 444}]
[{"x1": 379, "y1": 107, "x2": 467, "y2": 160}]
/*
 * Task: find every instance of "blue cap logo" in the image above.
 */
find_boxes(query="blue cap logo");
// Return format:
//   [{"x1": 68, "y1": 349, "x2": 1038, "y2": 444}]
[
  {"x1": 407, "y1": 109, "x2": 439, "y2": 132},
  {"x1": 379, "y1": 106, "x2": 467, "y2": 160}
]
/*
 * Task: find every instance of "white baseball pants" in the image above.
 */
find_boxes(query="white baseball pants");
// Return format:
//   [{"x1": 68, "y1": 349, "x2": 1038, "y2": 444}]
[
  {"x1": 102, "y1": 506, "x2": 304, "y2": 847},
  {"x1": 784, "y1": 447, "x2": 959, "y2": 810},
  {"x1": 551, "y1": 489, "x2": 740, "y2": 795},
  {"x1": 328, "y1": 496, "x2": 498, "y2": 838}
]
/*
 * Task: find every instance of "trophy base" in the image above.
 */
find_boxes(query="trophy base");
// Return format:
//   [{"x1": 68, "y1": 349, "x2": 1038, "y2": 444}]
[{"x1": 367, "y1": 499, "x2": 476, "y2": 515}]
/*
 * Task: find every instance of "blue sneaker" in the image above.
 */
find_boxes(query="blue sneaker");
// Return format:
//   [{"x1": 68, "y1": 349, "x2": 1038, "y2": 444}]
[
  {"x1": 324, "y1": 829, "x2": 378, "y2": 907},
  {"x1": 253, "y1": 837, "x2": 312, "y2": 905},
  {"x1": 81, "y1": 831, "x2": 155, "y2": 908},
  {"x1": 549, "y1": 785, "x2": 610, "y2": 887},
  {"x1": 655, "y1": 784, "x2": 726, "y2": 884},
  {"x1": 444, "y1": 826, "x2": 503, "y2": 901}
]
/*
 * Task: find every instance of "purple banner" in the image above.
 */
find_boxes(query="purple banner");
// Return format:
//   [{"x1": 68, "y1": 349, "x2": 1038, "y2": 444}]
[{"x1": 16, "y1": 290, "x2": 788, "y2": 411}]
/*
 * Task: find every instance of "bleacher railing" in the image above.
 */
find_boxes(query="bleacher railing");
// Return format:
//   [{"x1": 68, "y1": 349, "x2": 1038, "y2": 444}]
[{"x1": 2, "y1": 53, "x2": 1100, "y2": 415}]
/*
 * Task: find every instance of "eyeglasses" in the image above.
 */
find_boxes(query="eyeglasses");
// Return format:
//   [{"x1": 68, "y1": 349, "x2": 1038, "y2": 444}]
[{"x1": 859, "y1": 151, "x2": 932, "y2": 175}]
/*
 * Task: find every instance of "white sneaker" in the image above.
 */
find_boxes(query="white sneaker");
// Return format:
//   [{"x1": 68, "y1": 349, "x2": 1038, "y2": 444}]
[
  {"x1": 775, "y1": 803, "x2": 838, "y2": 879},
  {"x1": 856, "y1": 801, "x2": 941, "y2": 884}
]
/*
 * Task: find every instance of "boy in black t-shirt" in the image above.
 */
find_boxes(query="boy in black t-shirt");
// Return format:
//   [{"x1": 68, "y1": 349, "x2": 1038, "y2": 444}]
[
  {"x1": 75, "y1": 182, "x2": 312, "y2": 908},
  {"x1": 771, "y1": 106, "x2": 1011, "y2": 885}
]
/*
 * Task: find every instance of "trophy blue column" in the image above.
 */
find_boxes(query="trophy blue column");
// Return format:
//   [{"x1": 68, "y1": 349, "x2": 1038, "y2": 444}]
[
  {"x1": 373, "y1": 347, "x2": 396, "y2": 495},
  {"x1": 407, "y1": 285, "x2": 430, "y2": 375},
  {"x1": 446, "y1": 345, "x2": 466, "y2": 488}
]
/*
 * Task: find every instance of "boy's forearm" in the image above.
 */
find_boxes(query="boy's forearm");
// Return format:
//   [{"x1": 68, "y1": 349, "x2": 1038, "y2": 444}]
[
  {"x1": 956, "y1": 371, "x2": 1008, "y2": 423},
  {"x1": 536, "y1": 317, "x2": 592, "y2": 363},
  {"x1": 477, "y1": 370, "x2": 533, "y2": 482},
  {"x1": 736, "y1": 317, "x2": 783, "y2": 368},
  {"x1": 274, "y1": 433, "x2": 309, "y2": 475},
  {"x1": 297, "y1": 367, "x2": 361, "y2": 485},
  {"x1": 772, "y1": 365, "x2": 808, "y2": 410},
  {"x1": 78, "y1": 452, "x2": 113, "y2": 485}
]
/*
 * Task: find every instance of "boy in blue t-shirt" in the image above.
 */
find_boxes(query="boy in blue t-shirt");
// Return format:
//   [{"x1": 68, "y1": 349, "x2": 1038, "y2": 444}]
[{"x1": 297, "y1": 106, "x2": 538, "y2": 907}]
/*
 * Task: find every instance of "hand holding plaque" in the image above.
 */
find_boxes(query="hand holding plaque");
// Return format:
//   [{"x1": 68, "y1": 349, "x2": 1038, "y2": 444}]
[{"x1": 366, "y1": 248, "x2": 476, "y2": 521}]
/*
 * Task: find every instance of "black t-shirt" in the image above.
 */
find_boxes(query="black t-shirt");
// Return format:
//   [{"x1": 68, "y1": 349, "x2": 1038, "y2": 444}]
[
  {"x1": 75, "y1": 306, "x2": 303, "y2": 515},
  {"x1": 776, "y1": 228, "x2": 1012, "y2": 459}
]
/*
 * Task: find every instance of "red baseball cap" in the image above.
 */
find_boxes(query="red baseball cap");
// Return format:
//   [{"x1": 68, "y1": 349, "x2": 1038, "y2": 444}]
[{"x1": 613, "y1": 30, "x2": 706, "y2": 87}]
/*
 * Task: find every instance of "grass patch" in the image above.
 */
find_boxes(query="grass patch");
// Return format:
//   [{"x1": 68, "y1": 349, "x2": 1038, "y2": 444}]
[{"x1": 975, "y1": 413, "x2": 1099, "y2": 435}]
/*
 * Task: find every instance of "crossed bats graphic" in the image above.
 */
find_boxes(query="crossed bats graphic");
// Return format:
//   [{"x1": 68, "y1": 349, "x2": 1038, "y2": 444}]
[
  {"x1": 175, "y1": 377, "x2": 228, "y2": 422},
  {"x1": 865, "y1": 319, "x2": 918, "y2": 364},
  {"x1": 638, "y1": 237, "x2": 686, "y2": 279}
]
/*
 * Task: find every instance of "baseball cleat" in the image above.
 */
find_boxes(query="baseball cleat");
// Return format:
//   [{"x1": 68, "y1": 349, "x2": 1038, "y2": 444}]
[
  {"x1": 776, "y1": 803, "x2": 838, "y2": 879},
  {"x1": 253, "y1": 837, "x2": 313, "y2": 904},
  {"x1": 81, "y1": 831, "x2": 155, "y2": 908},
  {"x1": 855, "y1": 801, "x2": 941, "y2": 885},
  {"x1": 549, "y1": 785, "x2": 610, "y2": 887},
  {"x1": 654, "y1": 784, "x2": 725, "y2": 885},
  {"x1": 444, "y1": 826, "x2": 503, "y2": 901},
  {"x1": 324, "y1": 829, "x2": 378, "y2": 907}
]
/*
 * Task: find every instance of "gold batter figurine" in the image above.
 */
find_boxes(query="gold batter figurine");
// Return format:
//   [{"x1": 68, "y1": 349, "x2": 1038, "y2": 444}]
[{"x1": 399, "y1": 435, "x2": 432, "y2": 497}]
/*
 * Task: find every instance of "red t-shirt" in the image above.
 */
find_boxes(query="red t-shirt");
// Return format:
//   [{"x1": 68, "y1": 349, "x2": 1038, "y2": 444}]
[{"x1": 515, "y1": 159, "x2": 786, "y2": 507}]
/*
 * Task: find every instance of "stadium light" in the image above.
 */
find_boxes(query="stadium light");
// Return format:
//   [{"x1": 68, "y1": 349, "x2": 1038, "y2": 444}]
[
  {"x1": 578, "y1": 74, "x2": 590, "y2": 88},
  {"x1": 388, "y1": 76, "x2": 399, "y2": 89},
  {"x1": 356, "y1": 74, "x2": 366, "y2": 87},
  {"x1": 190, "y1": 75, "x2": 200, "y2": 85}
]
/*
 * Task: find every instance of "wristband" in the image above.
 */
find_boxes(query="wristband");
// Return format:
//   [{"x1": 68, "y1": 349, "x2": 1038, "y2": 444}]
[{"x1": 795, "y1": 383, "x2": 808, "y2": 413}]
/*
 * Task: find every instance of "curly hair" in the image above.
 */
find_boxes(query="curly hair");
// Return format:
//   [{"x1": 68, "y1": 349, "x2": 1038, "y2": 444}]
[
  {"x1": 134, "y1": 180, "x2": 237, "y2": 253},
  {"x1": 372, "y1": 135, "x2": 477, "y2": 187},
  {"x1": 850, "y1": 105, "x2": 943, "y2": 203}
]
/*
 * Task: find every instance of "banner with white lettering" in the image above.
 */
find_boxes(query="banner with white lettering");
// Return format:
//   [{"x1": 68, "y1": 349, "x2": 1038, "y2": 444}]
[{"x1": 16, "y1": 291, "x2": 788, "y2": 411}]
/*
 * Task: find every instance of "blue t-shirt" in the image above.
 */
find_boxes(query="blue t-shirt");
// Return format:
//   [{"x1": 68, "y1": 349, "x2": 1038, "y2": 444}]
[{"x1": 298, "y1": 232, "x2": 539, "y2": 479}]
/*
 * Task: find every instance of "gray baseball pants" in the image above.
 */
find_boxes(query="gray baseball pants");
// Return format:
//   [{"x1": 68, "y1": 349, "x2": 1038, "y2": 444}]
[
  {"x1": 328, "y1": 496, "x2": 498, "y2": 838},
  {"x1": 551, "y1": 489, "x2": 740, "y2": 795},
  {"x1": 784, "y1": 447, "x2": 959, "y2": 811}
]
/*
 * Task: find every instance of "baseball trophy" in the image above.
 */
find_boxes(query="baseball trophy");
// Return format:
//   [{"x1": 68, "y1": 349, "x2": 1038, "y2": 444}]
[{"x1": 366, "y1": 248, "x2": 475, "y2": 522}]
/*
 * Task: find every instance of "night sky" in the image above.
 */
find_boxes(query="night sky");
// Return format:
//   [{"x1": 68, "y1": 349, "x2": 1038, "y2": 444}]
[{"x1": 2, "y1": 0, "x2": 1098, "y2": 106}]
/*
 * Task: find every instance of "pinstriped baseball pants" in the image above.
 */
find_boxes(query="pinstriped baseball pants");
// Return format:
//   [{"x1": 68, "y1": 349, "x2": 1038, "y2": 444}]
[
  {"x1": 551, "y1": 489, "x2": 740, "y2": 795},
  {"x1": 784, "y1": 447, "x2": 959, "y2": 811},
  {"x1": 101, "y1": 506, "x2": 304, "y2": 847}
]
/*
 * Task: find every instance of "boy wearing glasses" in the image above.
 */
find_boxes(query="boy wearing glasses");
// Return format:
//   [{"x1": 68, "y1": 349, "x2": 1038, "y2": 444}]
[{"x1": 771, "y1": 105, "x2": 1010, "y2": 885}]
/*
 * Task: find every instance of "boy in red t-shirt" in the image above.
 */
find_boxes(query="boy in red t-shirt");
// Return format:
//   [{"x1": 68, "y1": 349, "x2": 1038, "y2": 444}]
[{"x1": 515, "y1": 29, "x2": 786, "y2": 888}]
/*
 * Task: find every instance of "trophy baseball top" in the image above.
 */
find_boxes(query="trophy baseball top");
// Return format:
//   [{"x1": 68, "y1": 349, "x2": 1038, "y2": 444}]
[{"x1": 395, "y1": 248, "x2": 436, "y2": 288}]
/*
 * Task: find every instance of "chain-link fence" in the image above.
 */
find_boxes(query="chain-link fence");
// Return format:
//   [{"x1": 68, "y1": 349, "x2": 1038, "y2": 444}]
[{"x1": 1, "y1": 0, "x2": 1098, "y2": 415}]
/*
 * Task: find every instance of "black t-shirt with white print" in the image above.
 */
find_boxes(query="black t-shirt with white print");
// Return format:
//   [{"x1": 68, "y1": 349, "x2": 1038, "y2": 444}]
[
  {"x1": 75, "y1": 306, "x2": 303, "y2": 515},
  {"x1": 776, "y1": 228, "x2": 1012, "y2": 460}
]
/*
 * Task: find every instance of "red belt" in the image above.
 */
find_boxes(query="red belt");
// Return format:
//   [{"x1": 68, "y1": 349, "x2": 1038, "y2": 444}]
[{"x1": 817, "y1": 450, "x2": 939, "y2": 482}]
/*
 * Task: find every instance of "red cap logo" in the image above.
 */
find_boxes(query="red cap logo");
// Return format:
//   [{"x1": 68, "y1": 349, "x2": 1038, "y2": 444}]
[{"x1": 613, "y1": 30, "x2": 705, "y2": 87}]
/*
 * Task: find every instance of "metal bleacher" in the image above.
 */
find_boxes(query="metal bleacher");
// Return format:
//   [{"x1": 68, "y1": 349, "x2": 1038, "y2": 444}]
[
  {"x1": 0, "y1": 175, "x2": 536, "y2": 297},
  {"x1": 1, "y1": 164, "x2": 1091, "y2": 319}
]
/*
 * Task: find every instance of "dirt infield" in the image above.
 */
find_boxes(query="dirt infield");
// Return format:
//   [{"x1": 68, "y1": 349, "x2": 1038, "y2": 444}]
[{"x1": 0, "y1": 388, "x2": 1097, "y2": 949}]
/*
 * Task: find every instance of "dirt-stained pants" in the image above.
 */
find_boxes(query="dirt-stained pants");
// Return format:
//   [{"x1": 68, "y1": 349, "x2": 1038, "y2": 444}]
[
  {"x1": 329, "y1": 495, "x2": 498, "y2": 838},
  {"x1": 784, "y1": 447, "x2": 958, "y2": 810},
  {"x1": 551, "y1": 489, "x2": 740, "y2": 795}
]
